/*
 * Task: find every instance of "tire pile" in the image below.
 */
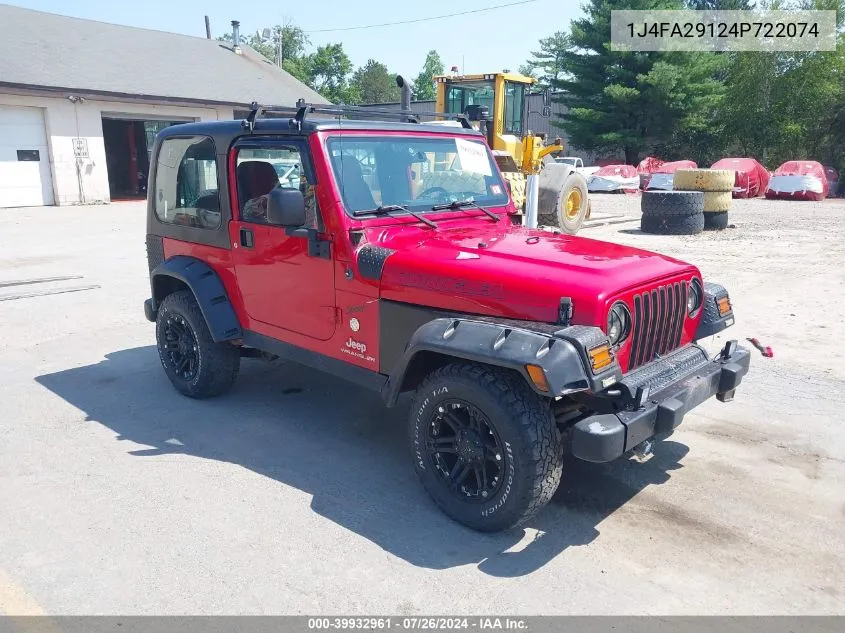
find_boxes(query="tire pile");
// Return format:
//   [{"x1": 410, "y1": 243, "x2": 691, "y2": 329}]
[{"x1": 640, "y1": 169, "x2": 734, "y2": 235}]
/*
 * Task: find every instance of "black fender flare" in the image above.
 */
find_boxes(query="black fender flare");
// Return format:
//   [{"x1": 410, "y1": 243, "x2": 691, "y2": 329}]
[
  {"x1": 148, "y1": 256, "x2": 242, "y2": 342},
  {"x1": 381, "y1": 317, "x2": 622, "y2": 407}
]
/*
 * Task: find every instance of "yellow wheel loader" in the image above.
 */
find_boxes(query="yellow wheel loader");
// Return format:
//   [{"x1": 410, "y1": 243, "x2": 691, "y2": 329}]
[{"x1": 433, "y1": 71, "x2": 591, "y2": 233}]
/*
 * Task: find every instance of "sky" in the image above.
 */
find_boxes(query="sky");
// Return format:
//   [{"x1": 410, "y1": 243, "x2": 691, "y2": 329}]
[{"x1": 6, "y1": 0, "x2": 586, "y2": 81}]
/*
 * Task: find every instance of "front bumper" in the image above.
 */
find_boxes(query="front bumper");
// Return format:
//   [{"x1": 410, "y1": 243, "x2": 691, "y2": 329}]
[{"x1": 570, "y1": 340, "x2": 751, "y2": 463}]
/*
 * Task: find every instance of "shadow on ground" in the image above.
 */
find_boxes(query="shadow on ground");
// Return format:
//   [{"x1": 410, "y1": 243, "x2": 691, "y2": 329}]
[{"x1": 36, "y1": 347, "x2": 688, "y2": 577}]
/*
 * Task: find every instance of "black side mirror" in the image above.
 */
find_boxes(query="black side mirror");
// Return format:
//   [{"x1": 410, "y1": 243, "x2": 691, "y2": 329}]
[{"x1": 266, "y1": 188, "x2": 305, "y2": 227}]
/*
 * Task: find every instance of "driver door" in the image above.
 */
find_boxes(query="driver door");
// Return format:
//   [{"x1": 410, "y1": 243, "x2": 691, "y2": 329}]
[{"x1": 229, "y1": 139, "x2": 336, "y2": 341}]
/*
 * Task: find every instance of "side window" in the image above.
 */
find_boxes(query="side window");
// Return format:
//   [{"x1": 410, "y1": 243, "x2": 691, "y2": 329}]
[
  {"x1": 154, "y1": 136, "x2": 220, "y2": 229},
  {"x1": 236, "y1": 146, "x2": 320, "y2": 229},
  {"x1": 503, "y1": 82, "x2": 525, "y2": 136}
]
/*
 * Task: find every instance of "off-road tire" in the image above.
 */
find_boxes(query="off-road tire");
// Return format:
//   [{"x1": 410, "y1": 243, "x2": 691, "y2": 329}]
[
  {"x1": 703, "y1": 190, "x2": 732, "y2": 212},
  {"x1": 538, "y1": 172, "x2": 590, "y2": 234},
  {"x1": 641, "y1": 212, "x2": 705, "y2": 235},
  {"x1": 409, "y1": 363, "x2": 563, "y2": 532},
  {"x1": 155, "y1": 290, "x2": 240, "y2": 398},
  {"x1": 502, "y1": 172, "x2": 526, "y2": 211},
  {"x1": 641, "y1": 190, "x2": 704, "y2": 216},
  {"x1": 673, "y1": 169, "x2": 735, "y2": 192},
  {"x1": 704, "y1": 211, "x2": 730, "y2": 231}
]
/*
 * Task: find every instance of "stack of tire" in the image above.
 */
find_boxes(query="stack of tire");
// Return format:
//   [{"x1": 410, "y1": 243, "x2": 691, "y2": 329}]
[
  {"x1": 673, "y1": 168, "x2": 734, "y2": 231},
  {"x1": 640, "y1": 169, "x2": 734, "y2": 235}
]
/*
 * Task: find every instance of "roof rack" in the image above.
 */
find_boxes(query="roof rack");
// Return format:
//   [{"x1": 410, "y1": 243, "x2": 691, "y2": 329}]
[{"x1": 242, "y1": 100, "x2": 473, "y2": 132}]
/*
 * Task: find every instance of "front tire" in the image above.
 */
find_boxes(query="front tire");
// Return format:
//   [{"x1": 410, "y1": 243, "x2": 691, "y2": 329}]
[
  {"x1": 409, "y1": 363, "x2": 563, "y2": 532},
  {"x1": 155, "y1": 290, "x2": 240, "y2": 398},
  {"x1": 538, "y1": 170, "x2": 589, "y2": 234}
]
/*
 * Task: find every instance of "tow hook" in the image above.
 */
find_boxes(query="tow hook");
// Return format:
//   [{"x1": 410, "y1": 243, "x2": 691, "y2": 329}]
[{"x1": 633, "y1": 439, "x2": 654, "y2": 461}]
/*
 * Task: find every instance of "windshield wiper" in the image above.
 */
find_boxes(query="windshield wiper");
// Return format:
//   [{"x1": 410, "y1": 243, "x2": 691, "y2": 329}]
[
  {"x1": 431, "y1": 198, "x2": 500, "y2": 222},
  {"x1": 352, "y1": 204, "x2": 438, "y2": 229}
]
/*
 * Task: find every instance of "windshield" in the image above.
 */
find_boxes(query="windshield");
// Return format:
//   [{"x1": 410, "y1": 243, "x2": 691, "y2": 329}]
[
  {"x1": 327, "y1": 135, "x2": 509, "y2": 215},
  {"x1": 444, "y1": 81, "x2": 495, "y2": 115}
]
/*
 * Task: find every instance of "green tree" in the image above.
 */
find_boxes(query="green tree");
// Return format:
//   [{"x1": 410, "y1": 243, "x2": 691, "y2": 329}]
[
  {"x1": 218, "y1": 22, "x2": 311, "y2": 85},
  {"x1": 719, "y1": 0, "x2": 845, "y2": 169},
  {"x1": 556, "y1": 0, "x2": 688, "y2": 163},
  {"x1": 517, "y1": 63, "x2": 536, "y2": 78},
  {"x1": 685, "y1": 0, "x2": 752, "y2": 8},
  {"x1": 351, "y1": 59, "x2": 402, "y2": 104},
  {"x1": 307, "y1": 43, "x2": 357, "y2": 103},
  {"x1": 412, "y1": 50, "x2": 445, "y2": 100},
  {"x1": 522, "y1": 32, "x2": 571, "y2": 89}
]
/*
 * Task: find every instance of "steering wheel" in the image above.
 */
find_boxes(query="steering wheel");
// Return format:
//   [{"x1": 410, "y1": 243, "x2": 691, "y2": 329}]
[{"x1": 417, "y1": 186, "x2": 450, "y2": 200}]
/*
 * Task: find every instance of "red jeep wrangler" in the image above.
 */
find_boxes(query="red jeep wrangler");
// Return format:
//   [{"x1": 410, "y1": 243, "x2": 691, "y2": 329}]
[{"x1": 143, "y1": 104, "x2": 750, "y2": 532}]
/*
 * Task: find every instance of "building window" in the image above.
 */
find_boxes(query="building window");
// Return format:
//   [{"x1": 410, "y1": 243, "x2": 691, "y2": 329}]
[{"x1": 154, "y1": 136, "x2": 220, "y2": 229}]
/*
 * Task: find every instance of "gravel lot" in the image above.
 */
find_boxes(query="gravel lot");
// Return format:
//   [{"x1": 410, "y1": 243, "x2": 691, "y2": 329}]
[{"x1": 0, "y1": 196, "x2": 843, "y2": 615}]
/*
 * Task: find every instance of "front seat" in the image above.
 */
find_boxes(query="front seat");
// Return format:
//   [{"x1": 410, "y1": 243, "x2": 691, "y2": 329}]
[
  {"x1": 333, "y1": 155, "x2": 376, "y2": 212},
  {"x1": 237, "y1": 161, "x2": 280, "y2": 209}
]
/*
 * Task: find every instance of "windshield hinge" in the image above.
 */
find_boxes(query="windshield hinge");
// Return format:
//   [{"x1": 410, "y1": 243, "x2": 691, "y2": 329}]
[{"x1": 558, "y1": 297, "x2": 573, "y2": 327}]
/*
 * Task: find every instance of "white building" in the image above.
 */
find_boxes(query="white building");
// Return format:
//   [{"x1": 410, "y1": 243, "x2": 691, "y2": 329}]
[{"x1": 0, "y1": 5, "x2": 327, "y2": 208}]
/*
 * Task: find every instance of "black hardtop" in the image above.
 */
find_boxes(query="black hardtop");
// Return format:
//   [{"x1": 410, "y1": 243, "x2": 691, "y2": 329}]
[{"x1": 156, "y1": 117, "x2": 485, "y2": 147}]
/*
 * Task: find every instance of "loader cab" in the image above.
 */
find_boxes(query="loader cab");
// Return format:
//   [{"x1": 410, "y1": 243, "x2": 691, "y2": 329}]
[
  {"x1": 435, "y1": 72, "x2": 536, "y2": 175},
  {"x1": 435, "y1": 72, "x2": 532, "y2": 140}
]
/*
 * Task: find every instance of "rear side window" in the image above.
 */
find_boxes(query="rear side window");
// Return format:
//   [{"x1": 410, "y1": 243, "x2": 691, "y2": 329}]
[{"x1": 154, "y1": 136, "x2": 221, "y2": 229}]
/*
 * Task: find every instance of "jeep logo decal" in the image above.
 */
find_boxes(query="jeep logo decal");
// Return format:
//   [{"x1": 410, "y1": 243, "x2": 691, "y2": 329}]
[{"x1": 345, "y1": 337, "x2": 367, "y2": 354}]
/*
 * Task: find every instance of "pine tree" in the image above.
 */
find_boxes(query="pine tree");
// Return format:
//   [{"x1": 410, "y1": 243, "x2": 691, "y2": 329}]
[{"x1": 556, "y1": 0, "x2": 704, "y2": 163}]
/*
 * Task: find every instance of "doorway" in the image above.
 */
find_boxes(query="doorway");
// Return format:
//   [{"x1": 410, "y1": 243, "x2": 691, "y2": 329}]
[{"x1": 102, "y1": 117, "x2": 186, "y2": 200}]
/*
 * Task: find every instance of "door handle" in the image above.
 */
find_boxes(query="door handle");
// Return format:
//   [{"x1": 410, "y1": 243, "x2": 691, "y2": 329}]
[{"x1": 240, "y1": 227, "x2": 254, "y2": 248}]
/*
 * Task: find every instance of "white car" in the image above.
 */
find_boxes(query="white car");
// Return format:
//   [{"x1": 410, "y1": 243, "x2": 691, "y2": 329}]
[{"x1": 554, "y1": 156, "x2": 600, "y2": 178}]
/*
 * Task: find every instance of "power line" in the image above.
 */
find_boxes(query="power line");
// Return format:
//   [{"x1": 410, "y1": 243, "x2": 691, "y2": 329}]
[{"x1": 305, "y1": 0, "x2": 540, "y2": 33}]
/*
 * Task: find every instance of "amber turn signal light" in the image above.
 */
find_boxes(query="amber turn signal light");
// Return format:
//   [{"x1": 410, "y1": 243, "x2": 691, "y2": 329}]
[
  {"x1": 525, "y1": 364, "x2": 550, "y2": 392},
  {"x1": 717, "y1": 295, "x2": 732, "y2": 316},
  {"x1": 589, "y1": 344, "x2": 614, "y2": 373}
]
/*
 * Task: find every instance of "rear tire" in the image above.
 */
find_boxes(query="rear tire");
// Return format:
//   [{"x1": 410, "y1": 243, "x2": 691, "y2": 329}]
[
  {"x1": 704, "y1": 211, "x2": 729, "y2": 231},
  {"x1": 702, "y1": 190, "x2": 732, "y2": 212},
  {"x1": 155, "y1": 290, "x2": 240, "y2": 398},
  {"x1": 641, "y1": 190, "x2": 704, "y2": 216},
  {"x1": 409, "y1": 363, "x2": 563, "y2": 532},
  {"x1": 673, "y1": 168, "x2": 735, "y2": 192},
  {"x1": 641, "y1": 212, "x2": 705, "y2": 235},
  {"x1": 538, "y1": 171, "x2": 589, "y2": 234}
]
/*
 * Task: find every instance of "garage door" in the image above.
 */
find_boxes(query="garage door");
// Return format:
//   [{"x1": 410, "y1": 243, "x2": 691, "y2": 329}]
[{"x1": 0, "y1": 105, "x2": 54, "y2": 207}]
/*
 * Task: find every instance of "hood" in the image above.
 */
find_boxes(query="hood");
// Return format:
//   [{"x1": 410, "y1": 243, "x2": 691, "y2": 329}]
[{"x1": 364, "y1": 219, "x2": 697, "y2": 326}]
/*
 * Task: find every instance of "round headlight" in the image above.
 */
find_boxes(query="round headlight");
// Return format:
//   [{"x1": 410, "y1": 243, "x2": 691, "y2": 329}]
[
  {"x1": 607, "y1": 302, "x2": 632, "y2": 346},
  {"x1": 688, "y1": 278, "x2": 703, "y2": 316}
]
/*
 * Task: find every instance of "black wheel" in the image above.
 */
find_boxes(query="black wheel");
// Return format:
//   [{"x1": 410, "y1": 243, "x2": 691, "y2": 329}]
[
  {"x1": 704, "y1": 211, "x2": 729, "y2": 231},
  {"x1": 641, "y1": 212, "x2": 705, "y2": 235},
  {"x1": 641, "y1": 190, "x2": 704, "y2": 216},
  {"x1": 409, "y1": 363, "x2": 563, "y2": 532},
  {"x1": 155, "y1": 290, "x2": 240, "y2": 398}
]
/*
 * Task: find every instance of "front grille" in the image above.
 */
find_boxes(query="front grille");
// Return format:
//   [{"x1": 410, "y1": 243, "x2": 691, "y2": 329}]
[{"x1": 628, "y1": 281, "x2": 688, "y2": 370}]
